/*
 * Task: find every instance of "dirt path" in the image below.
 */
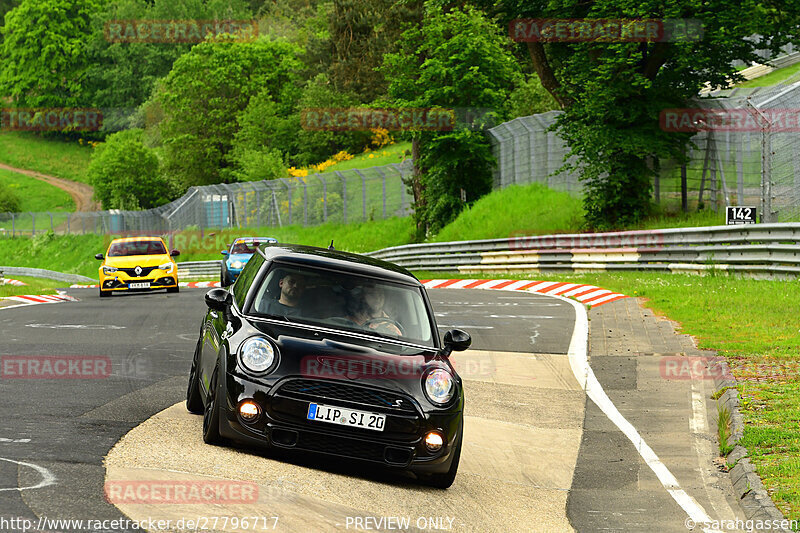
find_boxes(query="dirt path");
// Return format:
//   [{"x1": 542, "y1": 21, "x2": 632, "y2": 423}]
[{"x1": 0, "y1": 162, "x2": 99, "y2": 211}]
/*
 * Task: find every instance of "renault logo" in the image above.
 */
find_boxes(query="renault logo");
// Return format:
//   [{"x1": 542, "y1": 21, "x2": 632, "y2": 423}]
[{"x1": 134, "y1": 266, "x2": 143, "y2": 276}]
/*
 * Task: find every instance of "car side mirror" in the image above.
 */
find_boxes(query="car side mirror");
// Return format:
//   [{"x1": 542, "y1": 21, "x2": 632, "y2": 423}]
[
  {"x1": 205, "y1": 288, "x2": 232, "y2": 312},
  {"x1": 95, "y1": 253, "x2": 104, "y2": 260},
  {"x1": 170, "y1": 249, "x2": 180, "y2": 257},
  {"x1": 221, "y1": 250, "x2": 229, "y2": 256},
  {"x1": 443, "y1": 329, "x2": 471, "y2": 354}
]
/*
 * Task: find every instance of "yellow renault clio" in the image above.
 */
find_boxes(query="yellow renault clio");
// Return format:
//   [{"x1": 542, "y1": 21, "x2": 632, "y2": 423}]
[{"x1": 96, "y1": 237, "x2": 180, "y2": 297}]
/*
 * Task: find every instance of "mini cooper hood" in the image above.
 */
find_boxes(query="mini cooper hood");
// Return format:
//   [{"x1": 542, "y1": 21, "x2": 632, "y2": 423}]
[{"x1": 104, "y1": 254, "x2": 173, "y2": 268}]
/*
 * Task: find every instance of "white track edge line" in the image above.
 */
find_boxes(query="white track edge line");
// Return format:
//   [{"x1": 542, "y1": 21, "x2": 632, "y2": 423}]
[{"x1": 546, "y1": 291, "x2": 720, "y2": 532}]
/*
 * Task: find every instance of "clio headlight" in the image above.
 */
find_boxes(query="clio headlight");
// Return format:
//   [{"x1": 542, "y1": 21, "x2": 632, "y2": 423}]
[
  {"x1": 238, "y1": 337, "x2": 277, "y2": 374},
  {"x1": 102, "y1": 266, "x2": 118, "y2": 275},
  {"x1": 424, "y1": 369, "x2": 455, "y2": 406},
  {"x1": 159, "y1": 262, "x2": 174, "y2": 272},
  {"x1": 231, "y1": 261, "x2": 244, "y2": 269}
]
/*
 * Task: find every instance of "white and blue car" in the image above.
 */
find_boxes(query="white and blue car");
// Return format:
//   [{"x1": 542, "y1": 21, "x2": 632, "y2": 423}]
[{"x1": 221, "y1": 237, "x2": 278, "y2": 286}]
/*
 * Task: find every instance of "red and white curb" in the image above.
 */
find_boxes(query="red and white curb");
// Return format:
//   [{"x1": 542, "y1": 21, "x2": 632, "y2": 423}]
[
  {"x1": 1, "y1": 278, "x2": 27, "y2": 286},
  {"x1": 1, "y1": 292, "x2": 78, "y2": 308},
  {"x1": 69, "y1": 281, "x2": 222, "y2": 289},
  {"x1": 419, "y1": 278, "x2": 627, "y2": 307}
]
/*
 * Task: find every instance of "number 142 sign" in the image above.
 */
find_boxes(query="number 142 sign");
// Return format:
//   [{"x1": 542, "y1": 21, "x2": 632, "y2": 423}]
[{"x1": 726, "y1": 206, "x2": 757, "y2": 225}]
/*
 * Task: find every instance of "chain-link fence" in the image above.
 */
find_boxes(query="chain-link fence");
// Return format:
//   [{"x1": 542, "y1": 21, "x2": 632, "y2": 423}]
[
  {"x1": 488, "y1": 77, "x2": 800, "y2": 222},
  {"x1": 0, "y1": 162, "x2": 413, "y2": 237}
]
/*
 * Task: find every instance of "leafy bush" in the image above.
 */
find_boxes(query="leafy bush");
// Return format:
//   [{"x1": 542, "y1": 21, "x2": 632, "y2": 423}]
[
  {"x1": 0, "y1": 181, "x2": 21, "y2": 214},
  {"x1": 507, "y1": 74, "x2": 560, "y2": 119},
  {"x1": 88, "y1": 129, "x2": 175, "y2": 210}
]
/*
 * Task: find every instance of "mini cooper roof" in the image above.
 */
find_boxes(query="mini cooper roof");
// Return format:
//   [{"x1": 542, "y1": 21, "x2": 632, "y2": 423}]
[{"x1": 256, "y1": 243, "x2": 421, "y2": 286}]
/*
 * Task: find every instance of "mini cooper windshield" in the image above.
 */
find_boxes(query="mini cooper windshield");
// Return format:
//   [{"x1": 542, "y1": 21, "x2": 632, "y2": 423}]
[{"x1": 246, "y1": 264, "x2": 435, "y2": 347}]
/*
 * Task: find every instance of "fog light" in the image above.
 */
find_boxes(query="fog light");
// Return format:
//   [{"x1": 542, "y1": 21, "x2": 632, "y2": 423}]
[
  {"x1": 424, "y1": 431, "x2": 444, "y2": 452},
  {"x1": 238, "y1": 400, "x2": 261, "y2": 422}
]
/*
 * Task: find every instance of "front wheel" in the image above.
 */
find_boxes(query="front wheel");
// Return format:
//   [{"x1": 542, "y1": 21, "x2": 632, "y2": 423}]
[
  {"x1": 186, "y1": 340, "x2": 203, "y2": 414},
  {"x1": 221, "y1": 270, "x2": 231, "y2": 287},
  {"x1": 99, "y1": 289, "x2": 111, "y2": 298},
  {"x1": 202, "y1": 366, "x2": 222, "y2": 445},
  {"x1": 167, "y1": 285, "x2": 179, "y2": 294}
]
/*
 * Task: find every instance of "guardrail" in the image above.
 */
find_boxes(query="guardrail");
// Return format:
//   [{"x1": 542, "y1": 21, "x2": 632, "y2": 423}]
[
  {"x1": 0, "y1": 266, "x2": 96, "y2": 284},
  {"x1": 365, "y1": 224, "x2": 800, "y2": 278},
  {"x1": 177, "y1": 260, "x2": 221, "y2": 280}
]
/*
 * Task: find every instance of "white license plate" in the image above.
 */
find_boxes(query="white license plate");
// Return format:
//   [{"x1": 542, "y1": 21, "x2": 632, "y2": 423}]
[
  {"x1": 129, "y1": 282, "x2": 151, "y2": 289},
  {"x1": 307, "y1": 403, "x2": 386, "y2": 432}
]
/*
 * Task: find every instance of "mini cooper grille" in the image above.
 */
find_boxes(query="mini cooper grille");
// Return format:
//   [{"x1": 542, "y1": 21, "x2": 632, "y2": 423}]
[
  {"x1": 296, "y1": 431, "x2": 391, "y2": 463},
  {"x1": 118, "y1": 266, "x2": 156, "y2": 277},
  {"x1": 278, "y1": 379, "x2": 417, "y2": 414}
]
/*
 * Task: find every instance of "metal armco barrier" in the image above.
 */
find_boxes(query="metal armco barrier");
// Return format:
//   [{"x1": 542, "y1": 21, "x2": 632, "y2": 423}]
[
  {"x1": 177, "y1": 260, "x2": 221, "y2": 280},
  {"x1": 365, "y1": 223, "x2": 800, "y2": 278}
]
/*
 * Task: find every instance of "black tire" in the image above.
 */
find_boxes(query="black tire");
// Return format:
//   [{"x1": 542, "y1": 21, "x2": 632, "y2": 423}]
[
  {"x1": 167, "y1": 285, "x2": 179, "y2": 294},
  {"x1": 221, "y1": 269, "x2": 231, "y2": 287},
  {"x1": 186, "y1": 340, "x2": 203, "y2": 414},
  {"x1": 202, "y1": 366, "x2": 222, "y2": 444},
  {"x1": 99, "y1": 289, "x2": 111, "y2": 298},
  {"x1": 422, "y1": 423, "x2": 463, "y2": 489}
]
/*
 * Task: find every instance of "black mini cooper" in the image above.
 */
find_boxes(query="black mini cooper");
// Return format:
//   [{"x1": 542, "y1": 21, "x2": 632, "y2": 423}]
[{"x1": 186, "y1": 243, "x2": 471, "y2": 488}]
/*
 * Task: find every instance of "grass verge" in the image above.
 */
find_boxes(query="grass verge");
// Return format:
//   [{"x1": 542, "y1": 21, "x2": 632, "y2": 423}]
[
  {"x1": 0, "y1": 275, "x2": 63, "y2": 297},
  {"x1": 319, "y1": 142, "x2": 411, "y2": 173},
  {"x1": 413, "y1": 269, "x2": 800, "y2": 522},
  {"x1": 736, "y1": 62, "x2": 800, "y2": 88},
  {"x1": 0, "y1": 132, "x2": 93, "y2": 183},
  {"x1": 0, "y1": 167, "x2": 75, "y2": 212}
]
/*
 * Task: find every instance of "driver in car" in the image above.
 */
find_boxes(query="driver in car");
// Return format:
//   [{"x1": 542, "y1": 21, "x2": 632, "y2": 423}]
[{"x1": 346, "y1": 284, "x2": 402, "y2": 336}]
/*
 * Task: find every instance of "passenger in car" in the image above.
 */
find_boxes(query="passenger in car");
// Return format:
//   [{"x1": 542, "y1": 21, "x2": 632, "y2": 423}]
[
  {"x1": 346, "y1": 284, "x2": 402, "y2": 336},
  {"x1": 262, "y1": 272, "x2": 308, "y2": 317}
]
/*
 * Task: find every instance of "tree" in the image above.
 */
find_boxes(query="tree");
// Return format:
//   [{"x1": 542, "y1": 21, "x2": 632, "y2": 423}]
[
  {"x1": 482, "y1": 0, "x2": 800, "y2": 228},
  {"x1": 84, "y1": 0, "x2": 253, "y2": 132},
  {"x1": 0, "y1": 0, "x2": 104, "y2": 109},
  {"x1": 157, "y1": 37, "x2": 303, "y2": 189},
  {"x1": 382, "y1": 6, "x2": 519, "y2": 236},
  {"x1": 329, "y1": 0, "x2": 423, "y2": 102},
  {"x1": 89, "y1": 129, "x2": 175, "y2": 210}
]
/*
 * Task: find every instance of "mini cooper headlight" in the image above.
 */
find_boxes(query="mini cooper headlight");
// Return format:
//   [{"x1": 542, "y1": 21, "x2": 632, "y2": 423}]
[
  {"x1": 239, "y1": 337, "x2": 276, "y2": 374},
  {"x1": 102, "y1": 266, "x2": 118, "y2": 275},
  {"x1": 424, "y1": 369, "x2": 455, "y2": 406},
  {"x1": 231, "y1": 260, "x2": 244, "y2": 269},
  {"x1": 159, "y1": 262, "x2": 174, "y2": 272}
]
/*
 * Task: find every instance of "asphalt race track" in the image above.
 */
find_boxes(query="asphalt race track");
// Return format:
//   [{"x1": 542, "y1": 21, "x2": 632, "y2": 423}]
[{"x1": 0, "y1": 287, "x2": 744, "y2": 532}]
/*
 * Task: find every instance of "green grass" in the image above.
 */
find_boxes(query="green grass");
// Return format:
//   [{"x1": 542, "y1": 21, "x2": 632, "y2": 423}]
[
  {"x1": 736, "y1": 61, "x2": 800, "y2": 88},
  {"x1": 174, "y1": 217, "x2": 415, "y2": 262},
  {"x1": 318, "y1": 142, "x2": 411, "y2": 174},
  {"x1": 0, "y1": 275, "x2": 63, "y2": 297},
  {"x1": 0, "y1": 132, "x2": 93, "y2": 183},
  {"x1": 0, "y1": 233, "x2": 105, "y2": 279},
  {"x1": 413, "y1": 269, "x2": 800, "y2": 522},
  {"x1": 432, "y1": 183, "x2": 585, "y2": 241},
  {"x1": 0, "y1": 168, "x2": 75, "y2": 212}
]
